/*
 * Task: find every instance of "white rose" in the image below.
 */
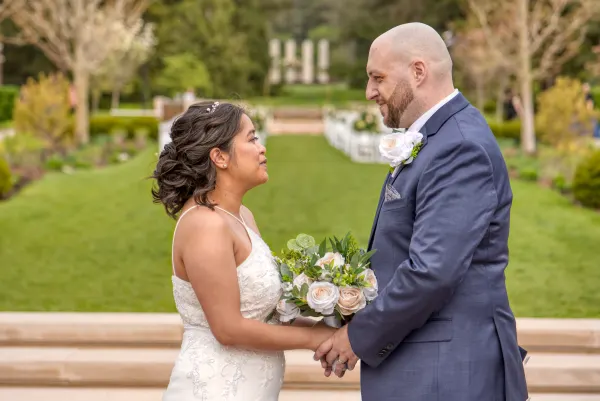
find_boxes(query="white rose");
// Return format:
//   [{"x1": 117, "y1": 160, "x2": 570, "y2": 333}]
[
  {"x1": 379, "y1": 131, "x2": 423, "y2": 168},
  {"x1": 293, "y1": 273, "x2": 313, "y2": 290},
  {"x1": 307, "y1": 282, "x2": 340, "y2": 315},
  {"x1": 276, "y1": 299, "x2": 300, "y2": 323},
  {"x1": 359, "y1": 269, "x2": 378, "y2": 301},
  {"x1": 337, "y1": 287, "x2": 367, "y2": 316},
  {"x1": 315, "y1": 252, "x2": 345, "y2": 268}
]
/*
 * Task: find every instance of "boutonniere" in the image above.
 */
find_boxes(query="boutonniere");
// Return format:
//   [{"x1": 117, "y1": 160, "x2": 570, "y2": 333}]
[{"x1": 379, "y1": 129, "x2": 424, "y2": 173}]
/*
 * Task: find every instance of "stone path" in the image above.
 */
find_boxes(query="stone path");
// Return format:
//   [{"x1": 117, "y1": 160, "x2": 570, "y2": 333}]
[{"x1": 268, "y1": 119, "x2": 323, "y2": 135}]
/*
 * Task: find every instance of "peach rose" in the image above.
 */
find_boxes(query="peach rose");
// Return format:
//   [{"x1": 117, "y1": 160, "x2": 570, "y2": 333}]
[{"x1": 337, "y1": 286, "x2": 367, "y2": 316}]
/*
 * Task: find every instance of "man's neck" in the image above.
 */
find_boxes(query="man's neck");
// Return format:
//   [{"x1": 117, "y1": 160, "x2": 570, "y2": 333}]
[
  {"x1": 420, "y1": 86, "x2": 456, "y2": 113},
  {"x1": 403, "y1": 86, "x2": 457, "y2": 129}
]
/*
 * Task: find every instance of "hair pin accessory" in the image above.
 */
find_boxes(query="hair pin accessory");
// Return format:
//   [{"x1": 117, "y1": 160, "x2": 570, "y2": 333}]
[{"x1": 206, "y1": 101, "x2": 220, "y2": 113}]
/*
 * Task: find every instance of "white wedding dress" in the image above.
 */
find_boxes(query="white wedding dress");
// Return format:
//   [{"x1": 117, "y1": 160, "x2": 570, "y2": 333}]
[{"x1": 163, "y1": 206, "x2": 285, "y2": 401}]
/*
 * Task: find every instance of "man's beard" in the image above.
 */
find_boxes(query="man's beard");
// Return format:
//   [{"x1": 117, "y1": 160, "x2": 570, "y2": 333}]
[{"x1": 383, "y1": 80, "x2": 414, "y2": 128}]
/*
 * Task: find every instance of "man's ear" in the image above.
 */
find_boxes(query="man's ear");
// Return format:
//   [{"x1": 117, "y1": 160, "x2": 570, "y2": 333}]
[{"x1": 412, "y1": 59, "x2": 427, "y2": 86}]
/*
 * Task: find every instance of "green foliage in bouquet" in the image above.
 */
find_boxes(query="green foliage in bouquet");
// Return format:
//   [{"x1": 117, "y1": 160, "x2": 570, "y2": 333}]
[{"x1": 275, "y1": 232, "x2": 377, "y2": 320}]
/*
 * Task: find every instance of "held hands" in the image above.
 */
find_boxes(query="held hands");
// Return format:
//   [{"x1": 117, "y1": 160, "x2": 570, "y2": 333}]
[{"x1": 313, "y1": 324, "x2": 359, "y2": 378}]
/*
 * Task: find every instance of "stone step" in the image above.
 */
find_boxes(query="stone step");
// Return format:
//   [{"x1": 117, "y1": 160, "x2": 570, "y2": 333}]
[
  {"x1": 0, "y1": 313, "x2": 183, "y2": 348},
  {"x1": 517, "y1": 318, "x2": 600, "y2": 353},
  {"x1": 1, "y1": 388, "x2": 600, "y2": 401},
  {"x1": 0, "y1": 347, "x2": 357, "y2": 390},
  {"x1": 1, "y1": 313, "x2": 599, "y2": 353},
  {"x1": 0, "y1": 388, "x2": 362, "y2": 401},
  {"x1": 0, "y1": 347, "x2": 599, "y2": 393}
]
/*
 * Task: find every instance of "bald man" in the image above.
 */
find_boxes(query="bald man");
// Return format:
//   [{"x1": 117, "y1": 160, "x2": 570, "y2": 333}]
[{"x1": 314, "y1": 23, "x2": 529, "y2": 401}]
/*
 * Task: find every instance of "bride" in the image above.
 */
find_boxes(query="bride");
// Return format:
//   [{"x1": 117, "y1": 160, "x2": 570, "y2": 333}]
[{"x1": 152, "y1": 101, "x2": 337, "y2": 401}]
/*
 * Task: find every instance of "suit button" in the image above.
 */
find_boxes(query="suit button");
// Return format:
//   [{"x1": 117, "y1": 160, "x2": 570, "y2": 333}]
[{"x1": 386, "y1": 343, "x2": 394, "y2": 350}]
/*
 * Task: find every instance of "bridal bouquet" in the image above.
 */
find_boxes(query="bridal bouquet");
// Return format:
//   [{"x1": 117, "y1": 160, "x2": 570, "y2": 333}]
[{"x1": 274, "y1": 232, "x2": 378, "y2": 327}]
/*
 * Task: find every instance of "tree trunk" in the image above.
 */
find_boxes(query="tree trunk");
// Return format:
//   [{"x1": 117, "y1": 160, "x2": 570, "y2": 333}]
[
  {"x1": 111, "y1": 87, "x2": 120, "y2": 109},
  {"x1": 91, "y1": 89, "x2": 101, "y2": 113},
  {"x1": 0, "y1": 41, "x2": 4, "y2": 86},
  {"x1": 496, "y1": 74, "x2": 508, "y2": 123},
  {"x1": 518, "y1": 0, "x2": 536, "y2": 155},
  {"x1": 74, "y1": 68, "x2": 90, "y2": 145},
  {"x1": 475, "y1": 78, "x2": 485, "y2": 113}
]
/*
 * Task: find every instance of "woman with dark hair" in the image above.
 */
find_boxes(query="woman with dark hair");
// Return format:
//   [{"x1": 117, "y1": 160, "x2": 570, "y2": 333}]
[{"x1": 152, "y1": 101, "x2": 336, "y2": 401}]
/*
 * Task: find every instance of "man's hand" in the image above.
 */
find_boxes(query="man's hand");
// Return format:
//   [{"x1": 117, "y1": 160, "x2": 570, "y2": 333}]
[{"x1": 313, "y1": 325, "x2": 359, "y2": 377}]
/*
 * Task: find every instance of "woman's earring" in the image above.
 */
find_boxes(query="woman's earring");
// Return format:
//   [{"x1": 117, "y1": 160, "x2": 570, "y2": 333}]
[{"x1": 223, "y1": 164, "x2": 227, "y2": 168}]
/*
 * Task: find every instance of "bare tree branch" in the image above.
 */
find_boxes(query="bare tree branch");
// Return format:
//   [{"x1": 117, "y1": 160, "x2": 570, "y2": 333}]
[
  {"x1": 0, "y1": 0, "x2": 25, "y2": 21},
  {"x1": 6, "y1": 0, "x2": 150, "y2": 144},
  {"x1": 529, "y1": 0, "x2": 564, "y2": 54},
  {"x1": 468, "y1": 0, "x2": 600, "y2": 81},
  {"x1": 466, "y1": 0, "x2": 600, "y2": 155},
  {"x1": 466, "y1": 0, "x2": 518, "y2": 71}
]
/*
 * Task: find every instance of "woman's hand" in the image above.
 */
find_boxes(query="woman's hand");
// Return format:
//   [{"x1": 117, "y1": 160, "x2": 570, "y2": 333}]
[{"x1": 308, "y1": 322, "x2": 338, "y2": 351}]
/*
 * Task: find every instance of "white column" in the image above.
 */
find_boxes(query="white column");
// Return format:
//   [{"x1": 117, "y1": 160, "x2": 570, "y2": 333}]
[
  {"x1": 153, "y1": 96, "x2": 164, "y2": 120},
  {"x1": 317, "y1": 39, "x2": 329, "y2": 84},
  {"x1": 301, "y1": 39, "x2": 314, "y2": 84},
  {"x1": 284, "y1": 39, "x2": 297, "y2": 84},
  {"x1": 269, "y1": 39, "x2": 281, "y2": 84}
]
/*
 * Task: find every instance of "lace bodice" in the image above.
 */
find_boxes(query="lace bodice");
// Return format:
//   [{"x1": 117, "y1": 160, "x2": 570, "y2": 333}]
[
  {"x1": 163, "y1": 206, "x2": 285, "y2": 401},
  {"x1": 171, "y1": 224, "x2": 282, "y2": 328}
]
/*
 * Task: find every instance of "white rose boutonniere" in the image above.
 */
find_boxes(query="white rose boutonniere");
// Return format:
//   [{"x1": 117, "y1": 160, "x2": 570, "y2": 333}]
[{"x1": 379, "y1": 129, "x2": 424, "y2": 173}]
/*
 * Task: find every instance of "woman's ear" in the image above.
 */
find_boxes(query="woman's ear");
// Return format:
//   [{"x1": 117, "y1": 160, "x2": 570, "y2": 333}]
[{"x1": 210, "y1": 148, "x2": 229, "y2": 169}]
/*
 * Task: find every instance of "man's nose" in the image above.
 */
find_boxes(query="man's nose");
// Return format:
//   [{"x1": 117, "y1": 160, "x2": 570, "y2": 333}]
[{"x1": 366, "y1": 82, "x2": 377, "y2": 101}]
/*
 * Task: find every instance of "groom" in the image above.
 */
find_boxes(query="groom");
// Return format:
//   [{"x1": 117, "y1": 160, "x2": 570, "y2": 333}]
[{"x1": 314, "y1": 23, "x2": 529, "y2": 401}]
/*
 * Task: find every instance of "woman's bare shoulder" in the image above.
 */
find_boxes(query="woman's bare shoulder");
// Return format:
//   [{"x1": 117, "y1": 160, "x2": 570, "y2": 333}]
[{"x1": 178, "y1": 206, "x2": 229, "y2": 238}]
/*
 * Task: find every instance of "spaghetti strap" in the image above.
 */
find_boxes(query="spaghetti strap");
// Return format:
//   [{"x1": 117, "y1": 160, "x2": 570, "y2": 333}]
[
  {"x1": 171, "y1": 205, "x2": 248, "y2": 276},
  {"x1": 214, "y1": 206, "x2": 246, "y2": 226},
  {"x1": 171, "y1": 206, "x2": 200, "y2": 275}
]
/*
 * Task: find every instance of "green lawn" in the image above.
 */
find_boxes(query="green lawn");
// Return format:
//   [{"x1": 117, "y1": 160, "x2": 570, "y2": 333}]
[
  {"x1": 247, "y1": 84, "x2": 368, "y2": 107},
  {"x1": 1, "y1": 136, "x2": 599, "y2": 317}
]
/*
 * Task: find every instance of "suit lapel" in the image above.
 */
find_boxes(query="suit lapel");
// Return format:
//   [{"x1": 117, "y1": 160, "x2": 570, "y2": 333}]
[
  {"x1": 367, "y1": 93, "x2": 471, "y2": 251},
  {"x1": 367, "y1": 171, "x2": 390, "y2": 250}
]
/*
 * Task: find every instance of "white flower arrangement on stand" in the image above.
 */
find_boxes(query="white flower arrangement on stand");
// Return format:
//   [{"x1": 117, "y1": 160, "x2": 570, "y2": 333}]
[
  {"x1": 323, "y1": 107, "x2": 420, "y2": 166},
  {"x1": 247, "y1": 106, "x2": 271, "y2": 147}
]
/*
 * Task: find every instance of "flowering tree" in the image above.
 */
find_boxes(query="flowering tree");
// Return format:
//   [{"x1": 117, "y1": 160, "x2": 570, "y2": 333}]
[
  {"x1": 467, "y1": 0, "x2": 600, "y2": 155},
  {"x1": 452, "y1": 23, "x2": 508, "y2": 114},
  {"x1": 7, "y1": 0, "x2": 150, "y2": 144},
  {"x1": 91, "y1": 20, "x2": 155, "y2": 111}
]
